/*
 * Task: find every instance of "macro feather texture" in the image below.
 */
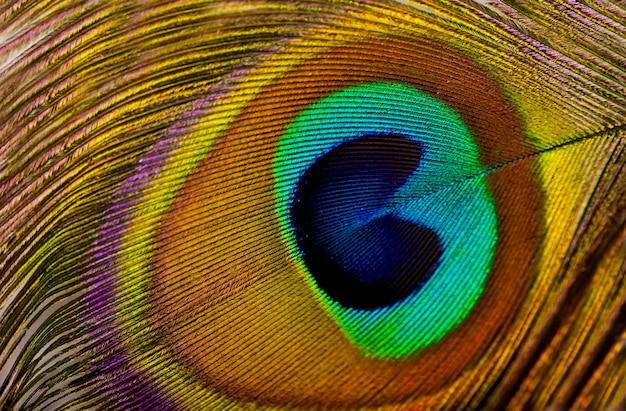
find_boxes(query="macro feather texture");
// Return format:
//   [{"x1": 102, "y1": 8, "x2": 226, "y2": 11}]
[{"x1": 1, "y1": 0, "x2": 626, "y2": 410}]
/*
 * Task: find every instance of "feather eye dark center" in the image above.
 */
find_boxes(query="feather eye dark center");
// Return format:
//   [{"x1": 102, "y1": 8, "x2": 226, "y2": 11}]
[{"x1": 291, "y1": 133, "x2": 443, "y2": 309}]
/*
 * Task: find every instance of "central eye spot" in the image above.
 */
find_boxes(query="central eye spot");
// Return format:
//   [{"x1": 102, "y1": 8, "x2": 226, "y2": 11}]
[{"x1": 290, "y1": 133, "x2": 444, "y2": 310}]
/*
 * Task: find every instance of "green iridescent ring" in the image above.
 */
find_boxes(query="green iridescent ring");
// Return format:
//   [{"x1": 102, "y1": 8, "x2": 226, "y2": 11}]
[{"x1": 274, "y1": 82, "x2": 498, "y2": 358}]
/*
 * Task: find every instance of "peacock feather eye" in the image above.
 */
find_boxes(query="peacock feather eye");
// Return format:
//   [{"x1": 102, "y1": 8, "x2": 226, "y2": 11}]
[
  {"x1": 1, "y1": 0, "x2": 625, "y2": 410},
  {"x1": 275, "y1": 81, "x2": 499, "y2": 357},
  {"x1": 148, "y1": 35, "x2": 541, "y2": 407}
]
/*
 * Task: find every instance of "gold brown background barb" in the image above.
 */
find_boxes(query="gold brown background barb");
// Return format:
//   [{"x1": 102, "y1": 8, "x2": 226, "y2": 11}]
[{"x1": 0, "y1": 1, "x2": 625, "y2": 410}]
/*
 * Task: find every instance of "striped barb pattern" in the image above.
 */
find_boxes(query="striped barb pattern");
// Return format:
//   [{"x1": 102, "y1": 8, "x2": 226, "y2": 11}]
[{"x1": 1, "y1": 0, "x2": 626, "y2": 410}]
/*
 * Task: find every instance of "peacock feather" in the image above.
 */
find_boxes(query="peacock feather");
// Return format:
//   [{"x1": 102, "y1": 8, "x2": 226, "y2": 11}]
[{"x1": 1, "y1": 0, "x2": 625, "y2": 409}]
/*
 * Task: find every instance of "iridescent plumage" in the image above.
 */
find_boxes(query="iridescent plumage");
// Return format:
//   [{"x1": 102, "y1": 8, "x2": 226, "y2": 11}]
[{"x1": 1, "y1": 0, "x2": 625, "y2": 410}]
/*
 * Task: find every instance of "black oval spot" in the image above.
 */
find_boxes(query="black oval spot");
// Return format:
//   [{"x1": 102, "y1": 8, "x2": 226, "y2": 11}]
[{"x1": 290, "y1": 133, "x2": 444, "y2": 310}]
